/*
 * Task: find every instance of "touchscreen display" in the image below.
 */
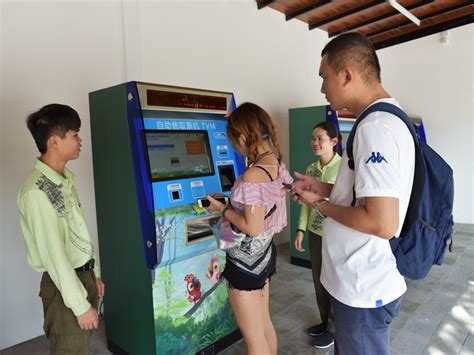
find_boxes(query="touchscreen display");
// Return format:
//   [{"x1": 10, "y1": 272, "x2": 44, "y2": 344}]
[{"x1": 145, "y1": 130, "x2": 214, "y2": 181}]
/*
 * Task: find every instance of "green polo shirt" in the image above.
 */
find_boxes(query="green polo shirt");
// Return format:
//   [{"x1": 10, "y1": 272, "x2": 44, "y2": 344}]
[
  {"x1": 17, "y1": 159, "x2": 99, "y2": 316},
  {"x1": 297, "y1": 153, "x2": 341, "y2": 236}
]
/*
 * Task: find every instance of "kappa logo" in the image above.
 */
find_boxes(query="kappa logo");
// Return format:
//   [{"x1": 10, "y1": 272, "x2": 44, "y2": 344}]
[{"x1": 366, "y1": 152, "x2": 388, "y2": 164}]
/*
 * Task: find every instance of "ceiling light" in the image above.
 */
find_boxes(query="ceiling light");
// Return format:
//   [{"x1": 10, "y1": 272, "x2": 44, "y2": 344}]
[{"x1": 387, "y1": 0, "x2": 421, "y2": 26}]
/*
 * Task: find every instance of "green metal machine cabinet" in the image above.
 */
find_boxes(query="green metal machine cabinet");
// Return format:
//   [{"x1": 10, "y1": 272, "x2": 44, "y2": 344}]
[
  {"x1": 289, "y1": 105, "x2": 330, "y2": 267},
  {"x1": 89, "y1": 82, "x2": 243, "y2": 354}
]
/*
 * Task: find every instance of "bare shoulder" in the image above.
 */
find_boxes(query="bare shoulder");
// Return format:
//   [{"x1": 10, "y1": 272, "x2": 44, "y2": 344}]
[{"x1": 242, "y1": 166, "x2": 274, "y2": 183}]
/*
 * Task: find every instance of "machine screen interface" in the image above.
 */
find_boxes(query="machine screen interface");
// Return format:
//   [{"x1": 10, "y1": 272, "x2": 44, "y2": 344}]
[{"x1": 145, "y1": 130, "x2": 214, "y2": 181}]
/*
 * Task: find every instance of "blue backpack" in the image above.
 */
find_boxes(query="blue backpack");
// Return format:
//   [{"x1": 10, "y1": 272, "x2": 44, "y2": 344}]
[{"x1": 346, "y1": 102, "x2": 454, "y2": 280}]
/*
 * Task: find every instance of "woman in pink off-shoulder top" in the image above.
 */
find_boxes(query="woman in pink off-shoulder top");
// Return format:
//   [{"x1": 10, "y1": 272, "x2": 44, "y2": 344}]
[{"x1": 206, "y1": 102, "x2": 292, "y2": 355}]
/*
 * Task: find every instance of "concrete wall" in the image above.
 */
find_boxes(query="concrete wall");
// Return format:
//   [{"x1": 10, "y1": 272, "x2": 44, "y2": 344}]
[
  {"x1": 1, "y1": 0, "x2": 472, "y2": 348},
  {"x1": 378, "y1": 24, "x2": 474, "y2": 223},
  {"x1": 0, "y1": 0, "x2": 326, "y2": 348}
]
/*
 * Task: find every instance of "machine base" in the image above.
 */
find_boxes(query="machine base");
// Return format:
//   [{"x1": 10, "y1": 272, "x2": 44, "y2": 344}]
[
  {"x1": 107, "y1": 329, "x2": 242, "y2": 355},
  {"x1": 196, "y1": 329, "x2": 242, "y2": 355}
]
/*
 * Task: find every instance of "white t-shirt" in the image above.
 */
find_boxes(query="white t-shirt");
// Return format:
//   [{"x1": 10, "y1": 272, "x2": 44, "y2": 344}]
[{"x1": 320, "y1": 98, "x2": 415, "y2": 308}]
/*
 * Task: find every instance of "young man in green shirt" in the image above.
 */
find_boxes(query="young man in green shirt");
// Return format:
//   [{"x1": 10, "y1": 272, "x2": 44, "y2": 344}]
[{"x1": 18, "y1": 104, "x2": 105, "y2": 354}]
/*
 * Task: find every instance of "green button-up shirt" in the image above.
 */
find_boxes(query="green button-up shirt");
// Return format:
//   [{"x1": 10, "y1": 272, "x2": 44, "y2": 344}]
[
  {"x1": 17, "y1": 159, "x2": 99, "y2": 316},
  {"x1": 298, "y1": 153, "x2": 341, "y2": 236}
]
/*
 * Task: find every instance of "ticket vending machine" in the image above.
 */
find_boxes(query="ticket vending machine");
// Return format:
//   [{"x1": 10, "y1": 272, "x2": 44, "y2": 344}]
[
  {"x1": 289, "y1": 105, "x2": 426, "y2": 267},
  {"x1": 89, "y1": 82, "x2": 244, "y2": 354}
]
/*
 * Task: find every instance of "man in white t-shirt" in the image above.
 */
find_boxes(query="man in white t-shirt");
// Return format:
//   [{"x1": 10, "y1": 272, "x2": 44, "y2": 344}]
[{"x1": 291, "y1": 33, "x2": 415, "y2": 354}]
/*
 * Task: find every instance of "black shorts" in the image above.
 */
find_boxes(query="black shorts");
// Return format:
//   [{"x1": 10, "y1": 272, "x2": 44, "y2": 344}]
[{"x1": 221, "y1": 243, "x2": 277, "y2": 291}]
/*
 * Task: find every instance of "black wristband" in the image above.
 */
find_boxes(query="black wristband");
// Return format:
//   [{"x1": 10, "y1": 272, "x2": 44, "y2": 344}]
[
  {"x1": 296, "y1": 229, "x2": 305, "y2": 234},
  {"x1": 222, "y1": 205, "x2": 232, "y2": 219}
]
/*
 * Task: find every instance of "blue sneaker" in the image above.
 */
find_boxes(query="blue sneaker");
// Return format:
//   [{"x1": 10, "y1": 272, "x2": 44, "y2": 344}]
[
  {"x1": 312, "y1": 331, "x2": 334, "y2": 349},
  {"x1": 306, "y1": 323, "x2": 327, "y2": 337}
]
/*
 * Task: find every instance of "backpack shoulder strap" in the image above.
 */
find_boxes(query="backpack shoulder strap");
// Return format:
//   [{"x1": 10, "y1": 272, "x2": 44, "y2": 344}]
[
  {"x1": 346, "y1": 102, "x2": 419, "y2": 171},
  {"x1": 346, "y1": 102, "x2": 419, "y2": 207}
]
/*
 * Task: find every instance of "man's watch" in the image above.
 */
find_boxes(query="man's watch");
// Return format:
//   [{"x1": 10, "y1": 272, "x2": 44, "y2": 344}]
[{"x1": 316, "y1": 198, "x2": 330, "y2": 218}]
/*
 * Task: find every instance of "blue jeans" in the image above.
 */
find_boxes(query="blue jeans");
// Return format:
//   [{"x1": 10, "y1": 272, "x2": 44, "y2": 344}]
[{"x1": 330, "y1": 294, "x2": 402, "y2": 355}]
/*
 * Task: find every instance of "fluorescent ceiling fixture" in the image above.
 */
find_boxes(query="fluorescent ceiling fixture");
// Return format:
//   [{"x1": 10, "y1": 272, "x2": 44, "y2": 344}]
[{"x1": 388, "y1": 0, "x2": 421, "y2": 26}]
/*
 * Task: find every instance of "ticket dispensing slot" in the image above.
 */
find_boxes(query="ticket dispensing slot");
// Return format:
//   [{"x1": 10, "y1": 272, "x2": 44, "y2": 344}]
[
  {"x1": 186, "y1": 215, "x2": 220, "y2": 244},
  {"x1": 217, "y1": 145, "x2": 229, "y2": 158},
  {"x1": 218, "y1": 164, "x2": 236, "y2": 192}
]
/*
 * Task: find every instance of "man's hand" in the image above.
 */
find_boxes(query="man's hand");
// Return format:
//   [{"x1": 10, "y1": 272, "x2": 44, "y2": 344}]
[
  {"x1": 76, "y1": 306, "x2": 99, "y2": 330},
  {"x1": 292, "y1": 185, "x2": 322, "y2": 209},
  {"x1": 96, "y1": 277, "x2": 105, "y2": 299},
  {"x1": 292, "y1": 172, "x2": 322, "y2": 194},
  {"x1": 291, "y1": 171, "x2": 334, "y2": 201}
]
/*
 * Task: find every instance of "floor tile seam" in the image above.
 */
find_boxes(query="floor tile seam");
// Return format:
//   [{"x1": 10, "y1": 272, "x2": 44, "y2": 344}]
[
  {"x1": 275, "y1": 328, "x2": 316, "y2": 352},
  {"x1": 423, "y1": 311, "x2": 469, "y2": 353},
  {"x1": 274, "y1": 270, "x2": 307, "y2": 279},
  {"x1": 439, "y1": 279, "x2": 474, "y2": 294},
  {"x1": 271, "y1": 293, "x2": 306, "y2": 305},
  {"x1": 400, "y1": 317, "x2": 442, "y2": 338},
  {"x1": 276, "y1": 284, "x2": 312, "y2": 297},
  {"x1": 409, "y1": 283, "x2": 444, "y2": 293},
  {"x1": 276, "y1": 307, "x2": 317, "y2": 325},
  {"x1": 391, "y1": 330, "x2": 431, "y2": 353},
  {"x1": 277, "y1": 334, "x2": 324, "y2": 354},
  {"x1": 444, "y1": 309, "x2": 474, "y2": 324},
  {"x1": 452, "y1": 259, "x2": 474, "y2": 271},
  {"x1": 394, "y1": 325, "x2": 440, "y2": 345},
  {"x1": 452, "y1": 229, "x2": 474, "y2": 236},
  {"x1": 428, "y1": 287, "x2": 462, "y2": 302},
  {"x1": 277, "y1": 264, "x2": 308, "y2": 276},
  {"x1": 414, "y1": 299, "x2": 457, "y2": 317},
  {"x1": 269, "y1": 305, "x2": 291, "y2": 318},
  {"x1": 421, "y1": 343, "x2": 457, "y2": 355},
  {"x1": 421, "y1": 339, "x2": 466, "y2": 354},
  {"x1": 459, "y1": 325, "x2": 474, "y2": 352},
  {"x1": 403, "y1": 307, "x2": 446, "y2": 327},
  {"x1": 440, "y1": 281, "x2": 473, "y2": 293}
]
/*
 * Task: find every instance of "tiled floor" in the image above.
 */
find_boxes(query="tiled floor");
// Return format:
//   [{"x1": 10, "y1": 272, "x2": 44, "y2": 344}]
[{"x1": 3, "y1": 231, "x2": 473, "y2": 355}]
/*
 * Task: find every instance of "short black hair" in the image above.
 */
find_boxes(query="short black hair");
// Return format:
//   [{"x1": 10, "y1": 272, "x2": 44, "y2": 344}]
[
  {"x1": 26, "y1": 104, "x2": 81, "y2": 154},
  {"x1": 321, "y1": 32, "x2": 381, "y2": 83}
]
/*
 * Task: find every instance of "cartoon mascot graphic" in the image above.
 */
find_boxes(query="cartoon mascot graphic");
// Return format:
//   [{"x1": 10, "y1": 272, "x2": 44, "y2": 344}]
[
  {"x1": 205, "y1": 256, "x2": 223, "y2": 285},
  {"x1": 184, "y1": 274, "x2": 201, "y2": 303}
]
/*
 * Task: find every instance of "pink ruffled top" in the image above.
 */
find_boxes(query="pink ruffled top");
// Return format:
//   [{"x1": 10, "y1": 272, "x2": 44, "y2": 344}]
[{"x1": 230, "y1": 163, "x2": 293, "y2": 234}]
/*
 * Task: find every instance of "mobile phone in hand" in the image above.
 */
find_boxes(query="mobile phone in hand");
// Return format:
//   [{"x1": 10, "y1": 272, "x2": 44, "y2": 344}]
[{"x1": 197, "y1": 196, "x2": 229, "y2": 208}]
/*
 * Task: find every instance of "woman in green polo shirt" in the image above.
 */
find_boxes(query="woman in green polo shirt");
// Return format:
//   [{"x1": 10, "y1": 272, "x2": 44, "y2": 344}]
[{"x1": 294, "y1": 121, "x2": 341, "y2": 350}]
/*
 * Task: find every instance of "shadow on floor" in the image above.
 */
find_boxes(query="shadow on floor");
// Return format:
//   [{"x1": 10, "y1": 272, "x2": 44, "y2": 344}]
[{"x1": 2, "y1": 231, "x2": 473, "y2": 355}]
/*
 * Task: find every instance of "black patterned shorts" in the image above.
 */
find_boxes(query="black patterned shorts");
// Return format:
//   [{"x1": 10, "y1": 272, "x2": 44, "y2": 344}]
[{"x1": 221, "y1": 243, "x2": 277, "y2": 291}]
